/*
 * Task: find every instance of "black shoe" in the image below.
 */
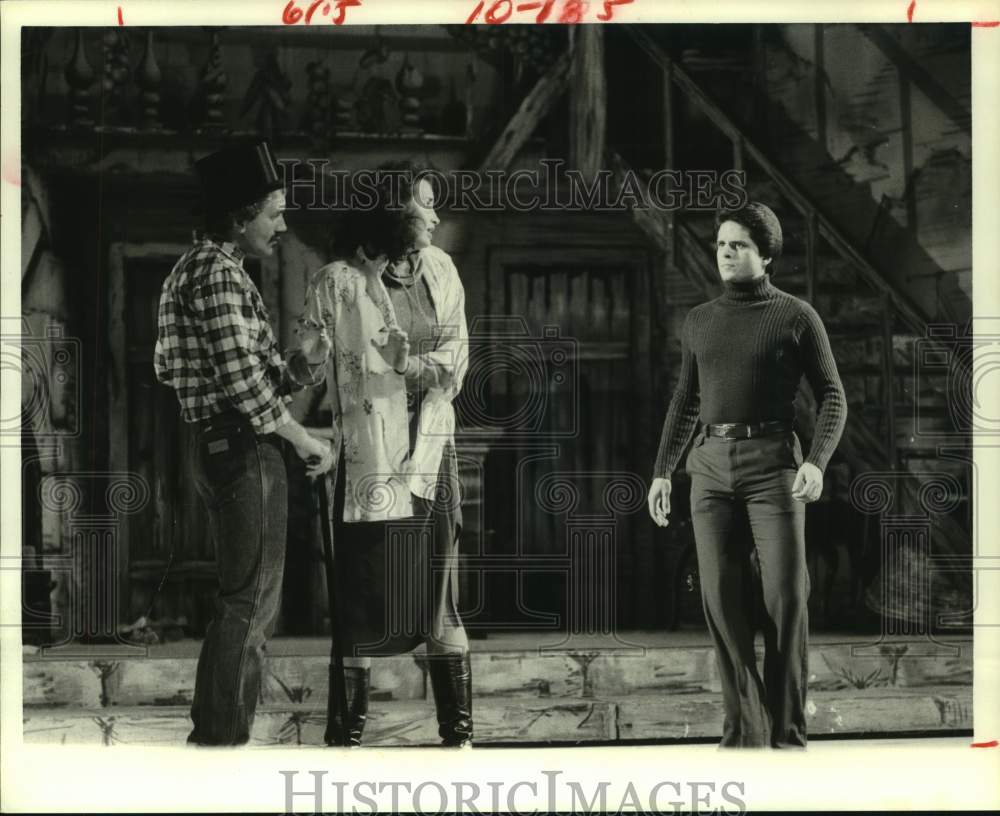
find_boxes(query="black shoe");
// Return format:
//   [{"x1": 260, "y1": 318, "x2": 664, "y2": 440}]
[
  {"x1": 427, "y1": 652, "x2": 473, "y2": 747},
  {"x1": 325, "y1": 665, "x2": 369, "y2": 747}
]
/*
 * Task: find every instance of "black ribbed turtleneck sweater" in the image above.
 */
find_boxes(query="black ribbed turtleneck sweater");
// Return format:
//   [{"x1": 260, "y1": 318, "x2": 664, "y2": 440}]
[{"x1": 653, "y1": 274, "x2": 847, "y2": 478}]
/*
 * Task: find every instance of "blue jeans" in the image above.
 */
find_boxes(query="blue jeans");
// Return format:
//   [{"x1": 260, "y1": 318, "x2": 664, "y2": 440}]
[
  {"x1": 687, "y1": 429, "x2": 810, "y2": 748},
  {"x1": 187, "y1": 413, "x2": 288, "y2": 746}
]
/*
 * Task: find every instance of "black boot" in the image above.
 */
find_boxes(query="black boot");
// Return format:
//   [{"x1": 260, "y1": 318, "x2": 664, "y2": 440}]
[
  {"x1": 325, "y1": 666, "x2": 369, "y2": 746},
  {"x1": 427, "y1": 653, "x2": 473, "y2": 746}
]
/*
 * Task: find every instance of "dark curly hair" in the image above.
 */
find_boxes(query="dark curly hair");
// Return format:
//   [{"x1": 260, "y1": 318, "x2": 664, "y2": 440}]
[
  {"x1": 328, "y1": 206, "x2": 395, "y2": 261},
  {"x1": 329, "y1": 160, "x2": 441, "y2": 263},
  {"x1": 715, "y1": 201, "x2": 783, "y2": 273}
]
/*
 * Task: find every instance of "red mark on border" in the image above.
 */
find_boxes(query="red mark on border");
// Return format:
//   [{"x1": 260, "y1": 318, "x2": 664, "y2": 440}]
[
  {"x1": 597, "y1": 0, "x2": 633, "y2": 21},
  {"x1": 971, "y1": 739, "x2": 998, "y2": 747},
  {"x1": 465, "y1": 1, "x2": 483, "y2": 23},
  {"x1": 517, "y1": 1, "x2": 556, "y2": 23},
  {"x1": 907, "y1": 0, "x2": 916, "y2": 21},
  {"x1": 485, "y1": 0, "x2": 513, "y2": 24},
  {"x1": 557, "y1": 0, "x2": 586, "y2": 23},
  {"x1": 971, "y1": 20, "x2": 999, "y2": 27},
  {"x1": 3, "y1": 156, "x2": 21, "y2": 188},
  {"x1": 117, "y1": 6, "x2": 124, "y2": 24},
  {"x1": 331, "y1": 0, "x2": 361, "y2": 24}
]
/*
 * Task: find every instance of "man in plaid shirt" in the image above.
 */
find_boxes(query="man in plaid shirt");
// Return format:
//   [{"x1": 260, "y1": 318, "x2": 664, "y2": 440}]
[{"x1": 155, "y1": 141, "x2": 333, "y2": 746}]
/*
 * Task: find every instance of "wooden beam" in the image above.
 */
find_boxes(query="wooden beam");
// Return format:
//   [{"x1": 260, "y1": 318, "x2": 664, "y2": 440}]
[
  {"x1": 662, "y1": 60, "x2": 675, "y2": 170},
  {"x1": 805, "y1": 209, "x2": 817, "y2": 304},
  {"x1": 609, "y1": 151, "x2": 718, "y2": 298},
  {"x1": 569, "y1": 26, "x2": 607, "y2": 179},
  {"x1": 814, "y1": 24, "x2": 827, "y2": 149},
  {"x1": 898, "y1": 67, "x2": 918, "y2": 232},
  {"x1": 858, "y1": 24, "x2": 970, "y2": 134},
  {"x1": 477, "y1": 50, "x2": 572, "y2": 173},
  {"x1": 753, "y1": 24, "x2": 768, "y2": 137},
  {"x1": 630, "y1": 27, "x2": 740, "y2": 140},
  {"x1": 880, "y1": 294, "x2": 897, "y2": 469},
  {"x1": 676, "y1": 220, "x2": 722, "y2": 296}
]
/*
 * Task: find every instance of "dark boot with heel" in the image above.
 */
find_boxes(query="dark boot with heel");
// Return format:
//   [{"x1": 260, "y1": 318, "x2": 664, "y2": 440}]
[
  {"x1": 325, "y1": 666, "x2": 369, "y2": 747},
  {"x1": 428, "y1": 652, "x2": 473, "y2": 747}
]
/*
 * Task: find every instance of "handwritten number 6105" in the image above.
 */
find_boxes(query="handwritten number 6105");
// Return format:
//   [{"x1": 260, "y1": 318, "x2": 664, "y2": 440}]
[
  {"x1": 281, "y1": 0, "x2": 323, "y2": 24},
  {"x1": 282, "y1": 0, "x2": 361, "y2": 25}
]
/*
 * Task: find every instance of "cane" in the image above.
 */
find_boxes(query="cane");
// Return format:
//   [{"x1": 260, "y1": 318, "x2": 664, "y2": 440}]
[{"x1": 316, "y1": 469, "x2": 350, "y2": 746}]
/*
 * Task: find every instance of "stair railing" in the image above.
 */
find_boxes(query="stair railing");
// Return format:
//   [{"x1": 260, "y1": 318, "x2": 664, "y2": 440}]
[
  {"x1": 626, "y1": 25, "x2": 949, "y2": 470},
  {"x1": 627, "y1": 25, "x2": 931, "y2": 340}
]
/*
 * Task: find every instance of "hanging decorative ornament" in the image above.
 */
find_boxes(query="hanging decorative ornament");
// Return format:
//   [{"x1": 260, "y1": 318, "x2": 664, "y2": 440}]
[
  {"x1": 355, "y1": 75, "x2": 394, "y2": 134},
  {"x1": 302, "y1": 60, "x2": 333, "y2": 141},
  {"x1": 101, "y1": 28, "x2": 131, "y2": 125},
  {"x1": 195, "y1": 28, "x2": 228, "y2": 131},
  {"x1": 240, "y1": 50, "x2": 293, "y2": 141},
  {"x1": 135, "y1": 29, "x2": 163, "y2": 129},
  {"x1": 65, "y1": 29, "x2": 96, "y2": 129},
  {"x1": 443, "y1": 25, "x2": 566, "y2": 75},
  {"x1": 333, "y1": 94, "x2": 354, "y2": 131},
  {"x1": 395, "y1": 55, "x2": 424, "y2": 132},
  {"x1": 24, "y1": 29, "x2": 54, "y2": 124},
  {"x1": 463, "y1": 61, "x2": 477, "y2": 138}
]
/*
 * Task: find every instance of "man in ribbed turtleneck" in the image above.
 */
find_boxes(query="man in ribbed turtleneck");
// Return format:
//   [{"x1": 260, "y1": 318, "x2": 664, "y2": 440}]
[{"x1": 648, "y1": 202, "x2": 846, "y2": 749}]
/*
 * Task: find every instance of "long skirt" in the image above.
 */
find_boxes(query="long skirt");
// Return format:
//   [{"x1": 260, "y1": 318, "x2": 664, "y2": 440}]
[{"x1": 327, "y1": 443, "x2": 464, "y2": 657}]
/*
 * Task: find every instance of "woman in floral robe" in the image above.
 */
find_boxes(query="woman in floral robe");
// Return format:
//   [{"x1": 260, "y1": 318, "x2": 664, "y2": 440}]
[{"x1": 294, "y1": 164, "x2": 471, "y2": 746}]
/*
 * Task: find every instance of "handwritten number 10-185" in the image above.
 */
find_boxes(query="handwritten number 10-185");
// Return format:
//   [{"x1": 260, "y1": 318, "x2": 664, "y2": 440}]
[{"x1": 465, "y1": 0, "x2": 633, "y2": 24}]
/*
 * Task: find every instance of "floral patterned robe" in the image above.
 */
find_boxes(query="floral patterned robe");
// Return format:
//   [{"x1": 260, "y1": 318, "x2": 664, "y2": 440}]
[{"x1": 295, "y1": 246, "x2": 469, "y2": 522}]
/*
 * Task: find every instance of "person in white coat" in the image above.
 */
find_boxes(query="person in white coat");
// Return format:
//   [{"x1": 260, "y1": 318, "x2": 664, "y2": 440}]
[{"x1": 294, "y1": 162, "x2": 471, "y2": 746}]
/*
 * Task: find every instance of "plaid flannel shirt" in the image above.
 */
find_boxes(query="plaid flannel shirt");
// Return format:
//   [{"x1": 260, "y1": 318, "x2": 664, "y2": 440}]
[{"x1": 154, "y1": 239, "x2": 297, "y2": 435}]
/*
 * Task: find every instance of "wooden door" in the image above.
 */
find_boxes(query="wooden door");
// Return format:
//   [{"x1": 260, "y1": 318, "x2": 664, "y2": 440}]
[
  {"x1": 475, "y1": 246, "x2": 662, "y2": 633},
  {"x1": 109, "y1": 244, "x2": 264, "y2": 634}
]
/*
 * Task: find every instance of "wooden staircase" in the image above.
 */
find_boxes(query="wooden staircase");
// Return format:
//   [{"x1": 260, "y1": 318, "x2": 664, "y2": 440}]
[{"x1": 606, "y1": 25, "x2": 972, "y2": 629}]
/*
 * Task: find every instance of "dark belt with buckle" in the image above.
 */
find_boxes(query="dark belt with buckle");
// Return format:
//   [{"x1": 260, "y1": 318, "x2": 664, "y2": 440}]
[
  {"x1": 198, "y1": 408, "x2": 249, "y2": 432},
  {"x1": 704, "y1": 420, "x2": 793, "y2": 440}
]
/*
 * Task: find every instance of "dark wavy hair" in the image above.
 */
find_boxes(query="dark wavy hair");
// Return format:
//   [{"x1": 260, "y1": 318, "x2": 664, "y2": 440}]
[
  {"x1": 328, "y1": 206, "x2": 395, "y2": 261},
  {"x1": 715, "y1": 201, "x2": 783, "y2": 274},
  {"x1": 377, "y1": 159, "x2": 440, "y2": 262},
  {"x1": 331, "y1": 159, "x2": 439, "y2": 263}
]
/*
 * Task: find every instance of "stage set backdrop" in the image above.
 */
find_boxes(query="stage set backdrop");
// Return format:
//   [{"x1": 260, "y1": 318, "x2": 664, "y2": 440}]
[{"x1": 18, "y1": 22, "x2": 973, "y2": 649}]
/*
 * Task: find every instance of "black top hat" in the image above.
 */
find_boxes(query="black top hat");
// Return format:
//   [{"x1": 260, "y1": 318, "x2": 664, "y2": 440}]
[{"x1": 195, "y1": 140, "x2": 284, "y2": 214}]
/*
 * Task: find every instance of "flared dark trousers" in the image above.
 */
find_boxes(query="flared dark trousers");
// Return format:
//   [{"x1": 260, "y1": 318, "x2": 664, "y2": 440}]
[{"x1": 686, "y1": 430, "x2": 810, "y2": 748}]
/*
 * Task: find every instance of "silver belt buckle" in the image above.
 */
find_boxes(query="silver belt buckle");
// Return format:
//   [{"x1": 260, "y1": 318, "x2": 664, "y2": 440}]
[{"x1": 717, "y1": 423, "x2": 736, "y2": 437}]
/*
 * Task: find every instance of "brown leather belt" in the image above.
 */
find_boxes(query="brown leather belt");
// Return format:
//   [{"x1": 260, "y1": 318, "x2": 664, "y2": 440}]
[{"x1": 704, "y1": 420, "x2": 792, "y2": 440}]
